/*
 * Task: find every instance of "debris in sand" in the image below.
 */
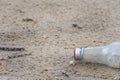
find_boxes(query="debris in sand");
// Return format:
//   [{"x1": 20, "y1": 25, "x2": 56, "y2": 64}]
[
  {"x1": 72, "y1": 24, "x2": 78, "y2": 27},
  {"x1": 22, "y1": 18, "x2": 34, "y2": 22},
  {"x1": 72, "y1": 24, "x2": 82, "y2": 29},
  {"x1": 62, "y1": 72, "x2": 69, "y2": 77},
  {"x1": 7, "y1": 53, "x2": 32, "y2": 59},
  {"x1": 0, "y1": 47, "x2": 25, "y2": 51}
]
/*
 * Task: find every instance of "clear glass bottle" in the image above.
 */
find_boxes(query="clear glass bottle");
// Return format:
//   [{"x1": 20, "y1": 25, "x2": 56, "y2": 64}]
[{"x1": 74, "y1": 42, "x2": 120, "y2": 68}]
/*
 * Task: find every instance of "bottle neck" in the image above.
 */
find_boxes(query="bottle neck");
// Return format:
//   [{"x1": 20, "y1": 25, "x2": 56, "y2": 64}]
[{"x1": 82, "y1": 46, "x2": 105, "y2": 63}]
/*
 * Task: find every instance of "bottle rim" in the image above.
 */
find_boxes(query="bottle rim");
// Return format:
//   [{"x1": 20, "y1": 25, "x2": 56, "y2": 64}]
[{"x1": 74, "y1": 48, "x2": 84, "y2": 60}]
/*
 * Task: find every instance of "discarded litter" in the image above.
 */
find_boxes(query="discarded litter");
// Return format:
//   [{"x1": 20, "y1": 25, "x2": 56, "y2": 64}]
[{"x1": 74, "y1": 42, "x2": 120, "y2": 68}]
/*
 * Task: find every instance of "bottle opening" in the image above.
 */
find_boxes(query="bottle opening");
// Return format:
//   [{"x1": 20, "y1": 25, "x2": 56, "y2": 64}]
[{"x1": 74, "y1": 48, "x2": 83, "y2": 60}]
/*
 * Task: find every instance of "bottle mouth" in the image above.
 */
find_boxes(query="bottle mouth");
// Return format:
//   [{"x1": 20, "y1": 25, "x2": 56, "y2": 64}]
[{"x1": 74, "y1": 48, "x2": 84, "y2": 60}]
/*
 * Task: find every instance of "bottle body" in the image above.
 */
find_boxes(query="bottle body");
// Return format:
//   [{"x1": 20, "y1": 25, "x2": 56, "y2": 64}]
[{"x1": 74, "y1": 42, "x2": 120, "y2": 68}]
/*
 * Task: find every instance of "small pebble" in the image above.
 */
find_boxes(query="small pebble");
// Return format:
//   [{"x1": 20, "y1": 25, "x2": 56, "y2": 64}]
[
  {"x1": 113, "y1": 76, "x2": 120, "y2": 80},
  {"x1": 42, "y1": 35, "x2": 48, "y2": 39},
  {"x1": 69, "y1": 61, "x2": 75, "y2": 66}
]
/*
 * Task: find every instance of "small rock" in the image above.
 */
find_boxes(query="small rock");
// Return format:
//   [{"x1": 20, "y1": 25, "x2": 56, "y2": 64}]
[
  {"x1": 72, "y1": 24, "x2": 77, "y2": 27},
  {"x1": 42, "y1": 35, "x2": 48, "y2": 39},
  {"x1": 44, "y1": 69, "x2": 48, "y2": 71},
  {"x1": 69, "y1": 61, "x2": 76, "y2": 66},
  {"x1": 62, "y1": 72, "x2": 69, "y2": 77},
  {"x1": 72, "y1": 24, "x2": 82, "y2": 29}
]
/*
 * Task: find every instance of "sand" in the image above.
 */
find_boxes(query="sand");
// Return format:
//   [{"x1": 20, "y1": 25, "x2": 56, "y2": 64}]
[{"x1": 0, "y1": 0, "x2": 120, "y2": 80}]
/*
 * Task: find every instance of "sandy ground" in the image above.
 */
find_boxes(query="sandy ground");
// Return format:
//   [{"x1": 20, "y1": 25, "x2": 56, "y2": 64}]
[{"x1": 0, "y1": 0, "x2": 120, "y2": 80}]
